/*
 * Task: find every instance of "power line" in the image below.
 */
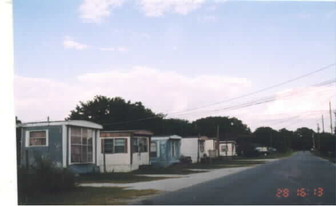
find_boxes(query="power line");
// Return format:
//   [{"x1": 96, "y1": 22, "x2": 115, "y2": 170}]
[
  {"x1": 175, "y1": 79, "x2": 335, "y2": 118},
  {"x1": 168, "y1": 63, "x2": 335, "y2": 116},
  {"x1": 101, "y1": 78, "x2": 335, "y2": 126}
]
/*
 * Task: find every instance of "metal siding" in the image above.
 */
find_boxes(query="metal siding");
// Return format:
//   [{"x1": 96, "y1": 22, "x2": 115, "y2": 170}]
[{"x1": 22, "y1": 125, "x2": 63, "y2": 167}]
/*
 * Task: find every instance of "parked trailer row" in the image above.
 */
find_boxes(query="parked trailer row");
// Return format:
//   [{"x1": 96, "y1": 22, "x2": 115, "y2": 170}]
[{"x1": 17, "y1": 120, "x2": 237, "y2": 173}]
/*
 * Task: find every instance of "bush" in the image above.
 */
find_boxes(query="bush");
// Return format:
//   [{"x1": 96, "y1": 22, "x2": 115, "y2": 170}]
[{"x1": 18, "y1": 158, "x2": 76, "y2": 197}]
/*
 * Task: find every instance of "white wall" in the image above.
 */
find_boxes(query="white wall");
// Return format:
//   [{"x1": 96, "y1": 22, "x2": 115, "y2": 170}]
[
  {"x1": 97, "y1": 136, "x2": 150, "y2": 172},
  {"x1": 97, "y1": 136, "x2": 131, "y2": 172},
  {"x1": 181, "y1": 138, "x2": 199, "y2": 163},
  {"x1": 204, "y1": 139, "x2": 218, "y2": 157},
  {"x1": 219, "y1": 142, "x2": 237, "y2": 156},
  {"x1": 131, "y1": 151, "x2": 150, "y2": 170}
]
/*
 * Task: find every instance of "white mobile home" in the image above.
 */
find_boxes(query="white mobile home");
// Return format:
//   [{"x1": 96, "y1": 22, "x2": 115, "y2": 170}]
[
  {"x1": 180, "y1": 137, "x2": 206, "y2": 163},
  {"x1": 204, "y1": 138, "x2": 219, "y2": 158},
  {"x1": 98, "y1": 130, "x2": 152, "y2": 172},
  {"x1": 219, "y1": 140, "x2": 237, "y2": 157}
]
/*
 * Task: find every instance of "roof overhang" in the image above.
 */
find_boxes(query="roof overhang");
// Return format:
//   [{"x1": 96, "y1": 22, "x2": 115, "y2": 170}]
[
  {"x1": 152, "y1": 135, "x2": 182, "y2": 140},
  {"x1": 100, "y1": 130, "x2": 153, "y2": 137},
  {"x1": 19, "y1": 120, "x2": 103, "y2": 129}
]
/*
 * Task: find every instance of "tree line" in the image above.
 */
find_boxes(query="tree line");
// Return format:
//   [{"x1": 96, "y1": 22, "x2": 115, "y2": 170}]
[{"x1": 65, "y1": 95, "x2": 335, "y2": 157}]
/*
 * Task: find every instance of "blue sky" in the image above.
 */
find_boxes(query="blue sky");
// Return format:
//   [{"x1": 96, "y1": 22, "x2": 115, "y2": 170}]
[{"x1": 14, "y1": 0, "x2": 336, "y2": 131}]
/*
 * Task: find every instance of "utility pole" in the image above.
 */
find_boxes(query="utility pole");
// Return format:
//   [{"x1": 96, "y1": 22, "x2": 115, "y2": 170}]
[
  {"x1": 197, "y1": 133, "x2": 200, "y2": 163},
  {"x1": 312, "y1": 133, "x2": 316, "y2": 150},
  {"x1": 317, "y1": 123, "x2": 320, "y2": 150},
  {"x1": 334, "y1": 111, "x2": 336, "y2": 135},
  {"x1": 329, "y1": 102, "x2": 333, "y2": 134},
  {"x1": 322, "y1": 115, "x2": 325, "y2": 133},
  {"x1": 216, "y1": 125, "x2": 220, "y2": 157}
]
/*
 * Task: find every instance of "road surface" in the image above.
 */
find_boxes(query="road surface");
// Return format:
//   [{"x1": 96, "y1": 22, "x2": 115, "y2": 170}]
[{"x1": 138, "y1": 152, "x2": 336, "y2": 205}]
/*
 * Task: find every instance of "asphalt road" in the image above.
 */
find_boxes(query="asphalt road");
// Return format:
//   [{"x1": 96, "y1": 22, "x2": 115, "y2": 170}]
[{"x1": 139, "y1": 152, "x2": 336, "y2": 205}]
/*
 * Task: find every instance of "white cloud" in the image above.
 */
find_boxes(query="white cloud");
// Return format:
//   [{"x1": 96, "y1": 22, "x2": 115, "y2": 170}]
[
  {"x1": 15, "y1": 67, "x2": 334, "y2": 131},
  {"x1": 266, "y1": 86, "x2": 335, "y2": 116},
  {"x1": 63, "y1": 37, "x2": 89, "y2": 50},
  {"x1": 77, "y1": 0, "x2": 335, "y2": 23},
  {"x1": 79, "y1": 0, "x2": 125, "y2": 23},
  {"x1": 137, "y1": 0, "x2": 206, "y2": 17},
  {"x1": 14, "y1": 66, "x2": 250, "y2": 122},
  {"x1": 238, "y1": 85, "x2": 335, "y2": 131}
]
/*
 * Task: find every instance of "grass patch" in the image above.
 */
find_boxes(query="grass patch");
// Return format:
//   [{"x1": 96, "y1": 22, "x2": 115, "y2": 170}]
[
  {"x1": 19, "y1": 186, "x2": 159, "y2": 205},
  {"x1": 78, "y1": 172, "x2": 171, "y2": 183}
]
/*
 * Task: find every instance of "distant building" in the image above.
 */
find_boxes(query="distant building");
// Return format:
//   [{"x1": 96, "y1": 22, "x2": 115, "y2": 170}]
[
  {"x1": 181, "y1": 136, "x2": 206, "y2": 163},
  {"x1": 204, "y1": 137, "x2": 219, "y2": 158},
  {"x1": 98, "y1": 130, "x2": 152, "y2": 172},
  {"x1": 150, "y1": 135, "x2": 182, "y2": 167},
  {"x1": 219, "y1": 140, "x2": 237, "y2": 157},
  {"x1": 18, "y1": 120, "x2": 103, "y2": 174}
]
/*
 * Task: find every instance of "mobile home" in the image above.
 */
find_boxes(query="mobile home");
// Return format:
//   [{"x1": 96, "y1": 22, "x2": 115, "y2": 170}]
[
  {"x1": 150, "y1": 135, "x2": 181, "y2": 167},
  {"x1": 204, "y1": 138, "x2": 219, "y2": 158},
  {"x1": 219, "y1": 140, "x2": 237, "y2": 157},
  {"x1": 98, "y1": 130, "x2": 152, "y2": 172},
  {"x1": 180, "y1": 136, "x2": 206, "y2": 163},
  {"x1": 18, "y1": 120, "x2": 103, "y2": 174}
]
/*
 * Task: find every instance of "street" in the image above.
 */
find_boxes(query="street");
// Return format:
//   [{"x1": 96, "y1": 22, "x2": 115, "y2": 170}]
[{"x1": 139, "y1": 152, "x2": 336, "y2": 205}]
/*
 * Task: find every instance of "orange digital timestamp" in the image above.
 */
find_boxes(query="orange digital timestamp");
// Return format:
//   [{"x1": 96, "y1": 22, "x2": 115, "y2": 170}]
[
  {"x1": 276, "y1": 187, "x2": 324, "y2": 198},
  {"x1": 276, "y1": 188, "x2": 290, "y2": 198}
]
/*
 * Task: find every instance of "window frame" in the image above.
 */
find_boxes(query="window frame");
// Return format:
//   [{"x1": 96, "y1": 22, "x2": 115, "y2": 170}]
[
  {"x1": 25, "y1": 130, "x2": 49, "y2": 147},
  {"x1": 221, "y1": 144, "x2": 228, "y2": 152},
  {"x1": 199, "y1": 141, "x2": 205, "y2": 153},
  {"x1": 101, "y1": 138, "x2": 128, "y2": 154},
  {"x1": 171, "y1": 140, "x2": 179, "y2": 158},
  {"x1": 69, "y1": 127, "x2": 94, "y2": 164},
  {"x1": 150, "y1": 141, "x2": 158, "y2": 158},
  {"x1": 133, "y1": 136, "x2": 149, "y2": 153},
  {"x1": 114, "y1": 138, "x2": 127, "y2": 153},
  {"x1": 101, "y1": 138, "x2": 114, "y2": 154}
]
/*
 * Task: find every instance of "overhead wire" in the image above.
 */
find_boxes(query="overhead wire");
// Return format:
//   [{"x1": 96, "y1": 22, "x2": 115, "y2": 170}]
[
  {"x1": 174, "y1": 79, "x2": 335, "y2": 118},
  {"x1": 101, "y1": 77, "x2": 335, "y2": 126},
  {"x1": 168, "y1": 63, "x2": 335, "y2": 116}
]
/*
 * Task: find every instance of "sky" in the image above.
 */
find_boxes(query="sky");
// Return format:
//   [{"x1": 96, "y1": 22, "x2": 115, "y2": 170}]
[{"x1": 13, "y1": 0, "x2": 336, "y2": 132}]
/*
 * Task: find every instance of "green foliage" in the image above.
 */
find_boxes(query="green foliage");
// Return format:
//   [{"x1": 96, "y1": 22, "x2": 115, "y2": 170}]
[
  {"x1": 251, "y1": 127, "x2": 327, "y2": 153},
  {"x1": 318, "y1": 133, "x2": 336, "y2": 158},
  {"x1": 293, "y1": 127, "x2": 315, "y2": 150},
  {"x1": 160, "y1": 118, "x2": 197, "y2": 136},
  {"x1": 193, "y1": 116, "x2": 251, "y2": 138},
  {"x1": 67, "y1": 95, "x2": 334, "y2": 155},
  {"x1": 67, "y1": 96, "x2": 252, "y2": 136},
  {"x1": 67, "y1": 95, "x2": 164, "y2": 132},
  {"x1": 18, "y1": 158, "x2": 76, "y2": 202}
]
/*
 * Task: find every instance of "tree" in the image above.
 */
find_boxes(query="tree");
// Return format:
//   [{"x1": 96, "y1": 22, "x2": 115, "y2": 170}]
[
  {"x1": 293, "y1": 127, "x2": 315, "y2": 151},
  {"x1": 318, "y1": 133, "x2": 336, "y2": 159},
  {"x1": 160, "y1": 118, "x2": 196, "y2": 136},
  {"x1": 253, "y1": 127, "x2": 277, "y2": 147},
  {"x1": 278, "y1": 128, "x2": 293, "y2": 152},
  {"x1": 192, "y1": 116, "x2": 251, "y2": 138},
  {"x1": 67, "y1": 95, "x2": 164, "y2": 132}
]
